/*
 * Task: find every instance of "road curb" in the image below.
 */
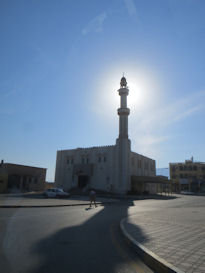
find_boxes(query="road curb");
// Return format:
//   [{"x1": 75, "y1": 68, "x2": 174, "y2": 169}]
[
  {"x1": 0, "y1": 201, "x2": 114, "y2": 208},
  {"x1": 120, "y1": 217, "x2": 185, "y2": 273}
]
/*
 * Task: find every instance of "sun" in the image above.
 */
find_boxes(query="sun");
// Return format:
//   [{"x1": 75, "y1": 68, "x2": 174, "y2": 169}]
[{"x1": 91, "y1": 65, "x2": 160, "y2": 120}]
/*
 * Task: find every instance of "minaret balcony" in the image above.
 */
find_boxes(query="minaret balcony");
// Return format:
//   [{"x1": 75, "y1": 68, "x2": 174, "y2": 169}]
[
  {"x1": 118, "y1": 108, "x2": 130, "y2": 116},
  {"x1": 118, "y1": 88, "x2": 129, "y2": 96}
]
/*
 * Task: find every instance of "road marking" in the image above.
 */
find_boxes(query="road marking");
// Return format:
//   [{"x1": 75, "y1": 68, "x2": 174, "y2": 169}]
[{"x1": 110, "y1": 223, "x2": 152, "y2": 273}]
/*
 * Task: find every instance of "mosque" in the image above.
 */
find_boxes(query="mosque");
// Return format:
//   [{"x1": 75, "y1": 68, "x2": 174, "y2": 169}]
[{"x1": 55, "y1": 76, "x2": 156, "y2": 194}]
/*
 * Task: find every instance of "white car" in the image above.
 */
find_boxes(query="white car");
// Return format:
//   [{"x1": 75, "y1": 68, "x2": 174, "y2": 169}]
[
  {"x1": 44, "y1": 188, "x2": 70, "y2": 198},
  {"x1": 180, "y1": 191, "x2": 195, "y2": 195}
]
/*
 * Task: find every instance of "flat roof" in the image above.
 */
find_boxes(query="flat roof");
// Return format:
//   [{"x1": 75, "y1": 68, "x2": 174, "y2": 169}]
[
  {"x1": 1, "y1": 163, "x2": 47, "y2": 170},
  {"x1": 131, "y1": 175, "x2": 169, "y2": 184},
  {"x1": 170, "y1": 162, "x2": 205, "y2": 165}
]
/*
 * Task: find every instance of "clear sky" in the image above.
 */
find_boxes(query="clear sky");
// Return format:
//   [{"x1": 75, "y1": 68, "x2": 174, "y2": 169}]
[{"x1": 1, "y1": 0, "x2": 205, "y2": 182}]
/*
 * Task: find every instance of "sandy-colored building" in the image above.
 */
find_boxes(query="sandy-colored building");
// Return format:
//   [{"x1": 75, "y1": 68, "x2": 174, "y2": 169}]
[
  {"x1": 55, "y1": 77, "x2": 157, "y2": 195},
  {"x1": 0, "y1": 160, "x2": 46, "y2": 193},
  {"x1": 170, "y1": 158, "x2": 205, "y2": 193}
]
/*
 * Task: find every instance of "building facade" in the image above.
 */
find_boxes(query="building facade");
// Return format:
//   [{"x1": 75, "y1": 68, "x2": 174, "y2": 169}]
[
  {"x1": 55, "y1": 77, "x2": 156, "y2": 194},
  {"x1": 170, "y1": 158, "x2": 205, "y2": 193},
  {"x1": 0, "y1": 161, "x2": 46, "y2": 193},
  {"x1": 0, "y1": 171, "x2": 8, "y2": 193}
]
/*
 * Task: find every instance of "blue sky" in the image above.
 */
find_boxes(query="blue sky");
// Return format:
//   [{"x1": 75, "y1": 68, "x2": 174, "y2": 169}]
[{"x1": 1, "y1": 0, "x2": 205, "y2": 182}]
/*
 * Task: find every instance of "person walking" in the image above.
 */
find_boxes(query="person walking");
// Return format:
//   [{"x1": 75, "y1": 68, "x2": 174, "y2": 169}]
[{"x1": 89, "y1": 189, "x2": 97, "y2": 208}]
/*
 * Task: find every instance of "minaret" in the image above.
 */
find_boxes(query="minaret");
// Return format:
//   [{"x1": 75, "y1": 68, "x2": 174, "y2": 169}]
[{"x1": 116, "y1": 76, "x2": 131, "y2": 194}]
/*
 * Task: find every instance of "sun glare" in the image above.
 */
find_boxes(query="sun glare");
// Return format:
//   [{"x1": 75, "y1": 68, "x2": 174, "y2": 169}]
[
  {"x1": 127, "y1": 78, "x2": 147, "y2": 109},
  {"x1": 92, "y1": 65, "x2": 160, "y2": 120}
]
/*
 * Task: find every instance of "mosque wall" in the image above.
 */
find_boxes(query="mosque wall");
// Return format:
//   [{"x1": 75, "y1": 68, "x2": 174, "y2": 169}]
[{"x1": 130, "y1": 151, "x2": 156, "y2": 177}]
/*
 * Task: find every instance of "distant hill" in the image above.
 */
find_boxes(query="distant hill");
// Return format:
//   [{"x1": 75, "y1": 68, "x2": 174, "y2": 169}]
[{"x1": 156, "y1": 168, "x2": 169, "y2": 178}]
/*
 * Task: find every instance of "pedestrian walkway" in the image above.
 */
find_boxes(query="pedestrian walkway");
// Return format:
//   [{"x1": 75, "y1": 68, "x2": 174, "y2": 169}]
[{"x1": 121, "y1": 207, "x2": 205, "y2": 273}]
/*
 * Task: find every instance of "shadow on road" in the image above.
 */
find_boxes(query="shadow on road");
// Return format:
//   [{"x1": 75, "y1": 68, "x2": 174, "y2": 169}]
[{"x1": 29, "y1": 200, "x2": 149, "y2": 273}]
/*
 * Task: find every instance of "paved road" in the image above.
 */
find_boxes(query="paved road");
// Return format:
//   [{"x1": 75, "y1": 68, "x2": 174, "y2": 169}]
[
  {"x1": 0, "y1": 192, "x2": 120, "y2": 207},
  {"x1": 0, "y1": 201, "x2": 153, "y2": 273}
]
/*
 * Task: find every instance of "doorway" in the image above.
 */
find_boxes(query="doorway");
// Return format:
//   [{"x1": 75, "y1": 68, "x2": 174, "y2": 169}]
[{"x1": 78, "y1": 175, "x2": 89, "y2": 189}]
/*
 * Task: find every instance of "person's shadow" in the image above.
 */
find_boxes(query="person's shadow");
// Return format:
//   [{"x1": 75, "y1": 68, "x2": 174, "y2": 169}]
[
  {"x1": 29, "y1": 200, "x2": 149, "y2": 273},
  {"x1": 85, "y1": 207, "x2": 92, "y2": 211}
]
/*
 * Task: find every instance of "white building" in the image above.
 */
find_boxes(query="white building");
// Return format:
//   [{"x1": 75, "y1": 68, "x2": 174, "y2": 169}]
[{"x1": 55, "y1": 77, "x2": 156, "y2": 194}]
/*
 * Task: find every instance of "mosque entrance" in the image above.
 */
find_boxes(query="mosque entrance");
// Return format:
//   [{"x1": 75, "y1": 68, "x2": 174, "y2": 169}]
[{"x1": 78, "y1": 175, "x2": 89, "y2": 189}]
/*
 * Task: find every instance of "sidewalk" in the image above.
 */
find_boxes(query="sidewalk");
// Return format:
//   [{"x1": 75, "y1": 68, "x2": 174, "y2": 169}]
[
  {"x1": 121, "y1": 208, "x2": 205, "y2": 273},
  {"x1": 0, "y1": 193, "x2": 120, "y2": 207}
]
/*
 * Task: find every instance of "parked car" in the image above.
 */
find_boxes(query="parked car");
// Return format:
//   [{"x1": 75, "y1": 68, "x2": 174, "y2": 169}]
[
  {"x1": 44, "y1": 188, "x2": 70, "y2": 198},
  {"x1": 180, "y1": 191, "x2": 195, "y2": 195}
]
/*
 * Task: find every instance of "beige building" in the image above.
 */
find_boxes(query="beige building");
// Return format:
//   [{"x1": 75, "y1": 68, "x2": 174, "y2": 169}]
[
  {"x1": 170, "y1": 158, "x2": 205, "y2": 193},
  {"x1": 0, "y1": 160, "x2": 46, "y2": 193},
  {"x1": 55, "y1": 77, "x2": 157, "y2": 195}
]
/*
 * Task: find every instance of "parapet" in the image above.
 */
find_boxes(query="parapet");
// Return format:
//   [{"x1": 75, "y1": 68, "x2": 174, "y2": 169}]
[{"x1": 58, "y1": 145, "x2": 115, "y2": 153}]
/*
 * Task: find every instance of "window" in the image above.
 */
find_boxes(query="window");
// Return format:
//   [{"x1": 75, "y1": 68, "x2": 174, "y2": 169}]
[
  {"x1": 144, "y1": 162, "x2": 148, "y2": 169},
  {"x1": 104, "y1": 156, "x2": 106, "y2": 162},
  {"x1": 151, "y1": 163, "x2": 155, "y2": 171},
  {"x1": 131, "y1": 158, "x2": 135, "y2": 166},
  {"x1": 81, "y1": 156, "x2": 89, "y2": 164},
  {"x1": 67, "y1": 156, "x2": 74, "y2": 164},
  {"x1": 98, "y1": 157, "x2": 101, "y2": 163}
]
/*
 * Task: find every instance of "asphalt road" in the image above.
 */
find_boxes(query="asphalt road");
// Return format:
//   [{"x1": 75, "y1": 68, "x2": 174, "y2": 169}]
[{"x1": 0, "y1": 201, "x2": 153, "y2": 273}]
